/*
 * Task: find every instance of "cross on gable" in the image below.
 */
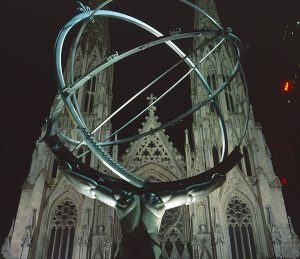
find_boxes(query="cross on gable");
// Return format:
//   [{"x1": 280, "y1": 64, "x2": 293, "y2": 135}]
[
  {"x1": 147, "y1": 94, "x2": 157, "y2": 104},
  {"x1": 147, "y1": 94, "x2": 157, "y2": 115}
]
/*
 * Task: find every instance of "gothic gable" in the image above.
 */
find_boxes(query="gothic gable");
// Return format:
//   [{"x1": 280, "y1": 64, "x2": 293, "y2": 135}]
[
  {"x1": 121, "y1": 96, "x2": 186, "y2": 180},
  {"x1": 46, "y1": 175, "x2": 83, "y2": 210},
  {"x1": 219, "y1": 169, "x2": 258, "y2": 204}
]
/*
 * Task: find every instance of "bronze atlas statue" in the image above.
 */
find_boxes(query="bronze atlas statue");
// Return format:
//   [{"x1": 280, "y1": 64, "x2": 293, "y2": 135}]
[{"x1": 43, "y1": 1, "x2": 249, "y2": 258}]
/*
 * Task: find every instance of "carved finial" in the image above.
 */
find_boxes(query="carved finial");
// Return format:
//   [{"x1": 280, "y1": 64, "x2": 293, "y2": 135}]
[
  {"x1": 185, "y1": 129, "x2": 192, "y2": 175},
  {"x1": 266, "y1": 207, "x2": 275, "y2": 227},
  {"x1": 185, "y1": 129, "x2": 190, "y2": 146},
  {"x1": 146, "y1": 94, "x2": 157, "y2": 115}
]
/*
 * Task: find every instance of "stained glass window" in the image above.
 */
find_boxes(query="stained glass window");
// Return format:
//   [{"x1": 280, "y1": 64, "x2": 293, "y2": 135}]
[
  {"x1": 227, "y1": 196, "x2": 257, "y2": 259},
  {"x1": 243, "y1": 147, "x2": 252, "y2": 176},
  {"x1": 47, "y1": 197, "x2": 77, "y2": 259}
]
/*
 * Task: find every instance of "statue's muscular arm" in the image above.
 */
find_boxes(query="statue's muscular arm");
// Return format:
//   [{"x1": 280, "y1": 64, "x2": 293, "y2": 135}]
[
  {"x1": 63, "y1": 171, "x2": 117, "y2": 208},
  {"x1": 159, "y1": 174, "x2": 226, "y2": 210},
  {"x1": 63, "y1": 165, "x2": 226, "y2": 211},
  {"x1": 63, "y1": 170, "x2": 139, "y2": 219}
]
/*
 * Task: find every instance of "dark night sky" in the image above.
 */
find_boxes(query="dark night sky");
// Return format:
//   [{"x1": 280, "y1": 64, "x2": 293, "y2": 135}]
[{"x1": 1, "y1": 0, "x2": 299, "y2": 246}]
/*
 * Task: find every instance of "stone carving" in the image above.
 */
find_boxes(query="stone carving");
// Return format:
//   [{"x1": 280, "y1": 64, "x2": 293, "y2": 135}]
[
  {"x1": 97, "y1": 225, "x2": 106, "y2": 236},
  {"x1": 288, "y1": 216, "x2": 300, "y2": 258},
  {"x1": 227, "y1": 197, "x2": 251, "y2": 225},
  {"x1": 121, "y1": 95, "x2": 185, "y2": 175},
  {"x1": 200, "y1": 239, "x2": 212, "y2": 259},
  {"x1": 191, "y1": 147, "x2": 205, "y2": 176},
  {"x1": 191, "y1": 237, "x2": 212, "y2": 259},
  {"x1": 214, "y1": 224, "x2": 225, "y2": 255},
  {"x1": 266, "y1": 207, "x2": 283, "y2": 258},
  {"x1": 47, "y1": 197, "x2": 78, "y2": 259},
  {"x1": 20, "y1": 208, "x2": 37, "y2": 259},
  {"x1": 1, "y1": 220, "x2": 14, "y2": 258},
  {"x1": 94, "y1": 240, "x2": 112, "y2": 259},
  {"x1": 181, "y1": 243, "x2": 191, "y2": 259},
  {"x1": 21, "y1": 208, "x2": 37, "y2": 248},
  {"x1": 212, "y1": 208, "x2": 225, "y2": 258},
  {"x1": 79, "y1": 225, "x2": 90, "y2": 245}
]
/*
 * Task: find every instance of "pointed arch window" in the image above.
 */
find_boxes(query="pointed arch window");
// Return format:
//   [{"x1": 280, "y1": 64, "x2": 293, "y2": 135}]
[
  {"x1": 223, "y1": 74, "x2": 235, "y2": 112},
  {"x1": 212, "y1": 146, "x2": 219, "y2": 166},
  {"x1": 51, "y1": 159, "x2": 58, "y2": 179},
  {"x1": 206, "y1": 69, "x2": 218, "y2": 112},
  {"x1": 47, "y1": 197, "x2": 77, "y2": 259},
  {"x1": 83, "y1": 76, "x2": 96, "y2": 113},
  {"x1": 207, "y1": 74, "x2": 212, "y2": 89},
  {"x1": 211, "y1": 73, "x2": 217, "y2": 89},
  {"x1": 159, "y1": 207, "x2": 187, "y2": 258},
  {"x1": 243, "y1": 147, "x2": 252, "y2": 176},
  {"x1": 227, "y1": 196, "x2": 257, "y2": 259}
]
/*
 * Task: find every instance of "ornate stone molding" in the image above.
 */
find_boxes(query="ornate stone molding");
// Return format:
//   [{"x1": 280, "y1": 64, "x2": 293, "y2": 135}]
[
  {"x1": 288, "y1": 216, "x2": 300, "y2": 258},
  {"x1": 266, "y1": 207, "x2": 283, "y2": 258},
  {"x1": 121, "y1": 95, "x2": 185, "y2": 176}
]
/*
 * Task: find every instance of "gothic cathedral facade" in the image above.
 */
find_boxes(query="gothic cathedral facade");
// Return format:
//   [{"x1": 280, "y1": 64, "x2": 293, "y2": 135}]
[{"x1": 2, "y1": 0, "x2": 300, "y2": 258}]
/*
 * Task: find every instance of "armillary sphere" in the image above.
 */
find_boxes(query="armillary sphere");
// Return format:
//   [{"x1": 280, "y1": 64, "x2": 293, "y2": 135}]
[{"x1": 43, "y1": 0, "x2": 249, "y2": 192}]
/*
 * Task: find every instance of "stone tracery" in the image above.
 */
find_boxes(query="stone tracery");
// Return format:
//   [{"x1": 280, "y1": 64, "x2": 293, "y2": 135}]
[
  {"x1": 226, "y1": 196, "x2": 257, "y2": 259},
  {"x1": 47, "y1": 197, "x2": 78, "y2": 259}
]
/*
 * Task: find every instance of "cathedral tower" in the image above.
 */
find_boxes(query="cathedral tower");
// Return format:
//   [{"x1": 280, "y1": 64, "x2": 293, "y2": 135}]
[
  {"x1": 2, "y1": 0, "x2": 300, "y2": 258},
  {"x1": 189, "y1": 0, "x2": 300, "y2": 258},
  {"x1": 1, "y1": 1, "x2": 115, "y2": 257}
]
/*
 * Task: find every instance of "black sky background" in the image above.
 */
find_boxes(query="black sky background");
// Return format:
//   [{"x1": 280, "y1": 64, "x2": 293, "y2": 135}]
[{"x1": 1, "y1": 0, "x2": 299, "y2": 246}]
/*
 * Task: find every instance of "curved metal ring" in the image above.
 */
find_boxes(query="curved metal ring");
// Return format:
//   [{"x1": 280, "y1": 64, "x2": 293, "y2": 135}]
[{"x1": 53, "y1": 2, "x2": 245, "y2": 187}]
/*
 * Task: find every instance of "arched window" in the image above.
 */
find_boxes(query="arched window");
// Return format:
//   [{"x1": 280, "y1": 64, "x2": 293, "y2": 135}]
[
  {"x1": 51, "y1": 159, "x2": 58, "y2": 179},
  {"x1": 243, "y1": 147, "x2": 252, "y2": 176},
  {"x1": 207, "y1": 74, "x2": 212, "y2": 88},
  {"x1": 83, "y1": 76, "x2": 96, "y2": 113},
  {"x1": 227, "y1": 196, "x2": 257, "y2": 259},
  {"x1": 211, "y1": 73, "x2": 217, "y2": 89},
  {"x1": 223, "y1": 74, "x2": 235, "y2": 112},
  {"x1": 47, "y1": 197, "x2": 77, "y2": 259},
  {"x1": 206, "y1": 70, "x2": 218, "y2": 112},
  {"x1": 159, "y1": 207, "x2": 186, "y2": 259},
  {"x1": 85, "y1": 151, "x2": 91, "y2": 166},
  {"x1": 212, "y1": 146, "x2": 219, "y2": 166}
]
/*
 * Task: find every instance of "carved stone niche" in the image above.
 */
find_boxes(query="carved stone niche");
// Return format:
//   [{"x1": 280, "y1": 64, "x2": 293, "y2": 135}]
[
  {"x1": 198, "y1": 224, "x2": 208, "y2": 234},
  {"x1": 246, "y1": 176, "x2": 257, "y2": 185},
  {"x1": 46, "y1": 178, "x2": 58, "y2": 186},
  {"x1": 96, "y1": 225, "x2": 106, "y2": 236}
]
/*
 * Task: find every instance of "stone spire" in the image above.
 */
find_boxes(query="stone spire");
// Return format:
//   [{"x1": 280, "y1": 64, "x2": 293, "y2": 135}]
[
  {"x1": 185, "y1": 129, "x2": 192, "y2": 176},
  {"x1": 194, "y1": 0, "x2": 221, "y2": 29}
]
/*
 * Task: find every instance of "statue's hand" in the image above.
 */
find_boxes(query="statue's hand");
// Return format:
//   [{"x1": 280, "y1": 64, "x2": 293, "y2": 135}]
[
  {"x1": 186, "y1": 174, "x2": 226, "y2": 202},
  {"x1": 63, "y1": 170, "x2": 97, "y2": 198},
  {"x1": 60, "y1": 163, "x2": 117, "y2": 207}
]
